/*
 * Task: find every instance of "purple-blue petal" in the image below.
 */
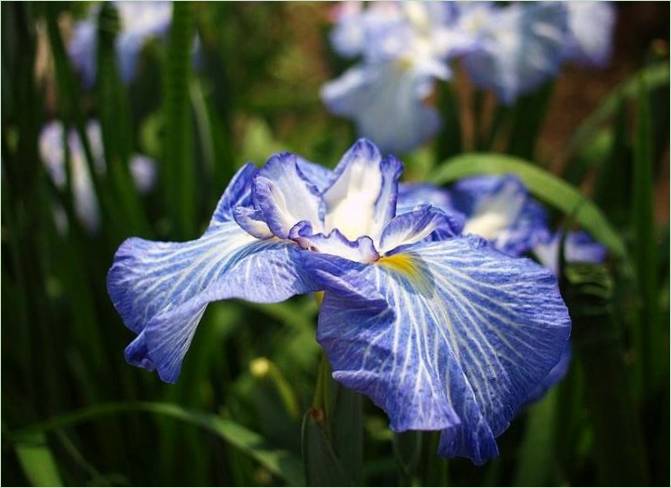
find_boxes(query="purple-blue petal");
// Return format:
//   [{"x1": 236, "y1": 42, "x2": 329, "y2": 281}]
[
  {"x1": 525, "y1": 343, "x2": 572, "y2": 405},
  {"x1": 209, "y1": 163, "x2": 257, "y2": 225},
  {"x1": 300, "y1": 237, "x2": 571, "y2": 464}
]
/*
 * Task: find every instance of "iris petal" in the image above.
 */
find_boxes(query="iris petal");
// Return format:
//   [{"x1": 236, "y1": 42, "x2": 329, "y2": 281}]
[
  {"x1": 300, "y1": 237, "x2": 570, "y2": 464},
  {"x1": 296, "y1": 156, "x2": 335, "y2": 193},
  {"x1": 525, "y1": 343, "x2": 572, "y2": 405},
  {"x1": 379, "y1": 205, "x2": 464, "y2": 254},
  {"x1": 289, "y1": 220, "x2": 379, "y2": 263},
  {"x1": 564, "y1": 1, "x2": 615, "y2": 67},
  {"x1": 462, "y1": 2, "x2": 568, "y2": 104},
  {"x1": 397, "y1": 183, "x2": 454, "y2": 214},
  {"x1": 323, "y1": 139, "x2": 402, "y2": 243},
  {"x1": 321, "y1": 64, "x2": 442, "y2": 154},
  {"x1": 108, "y1": 166, "x2": 317, "y2": 382},
  {"x1": 252, "y1": 152, "x2": 323, "y2": 239},
  {"x1": 533, "y1": 231, "x2": 607, "y2": 275},
  {"x1": 108, "y1": 221, "x2": 314, "y2": 383},
  {"x1": 209, "y1": 163, "x2": 258, "y2": 224}
]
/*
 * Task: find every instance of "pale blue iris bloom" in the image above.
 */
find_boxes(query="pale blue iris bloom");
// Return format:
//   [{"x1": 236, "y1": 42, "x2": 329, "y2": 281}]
[
  {"x1": 108, "y1": 139, "x2": 570, "y2": 464},
  {"x1": 40, "y1": 120, "x2": 156, "y2": 232},
  {"x1": 323, "y1": 1, "x2": 616, "y2": 150},
  {"x1": 458, "y1": 2, "x2": 569, "y2": 105},
  {"x1": 322, "y1": 2, "x2": 455, "y2": 154},
  {"x1": 68, "y1": 1, "x2": 173, "y2": 87}
]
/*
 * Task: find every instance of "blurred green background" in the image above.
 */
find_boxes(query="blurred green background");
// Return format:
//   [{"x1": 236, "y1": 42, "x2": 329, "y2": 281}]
[{"x1": 1, "y1": 2, "x2": 669, "y2": 486}]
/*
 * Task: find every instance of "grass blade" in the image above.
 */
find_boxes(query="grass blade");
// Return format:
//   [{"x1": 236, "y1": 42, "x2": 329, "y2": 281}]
[
  {"x1": 632, "y1": 73, "x2": 660, "y2": 395},
  {"x1": 14, "y1": 432, "x2": 63, "y2": 486},
  {"x1": 563, "y1": 264, "x2": 649, "y2": 484},
  {"x1": 96, "y1": 2, "x2": 150, "y2": 236},
  {"x1": 513, "y1": 389, "x2": 560, "y2": 486},
  {"x1": 11, "y1": 402, "x2": 305, "y2": 486},
  {"x1": 561, "y1": 62, "x2": 669, "y2": 172},
  {"x1": 163, "y1": 2, "x2": 196, "y2": 238}
]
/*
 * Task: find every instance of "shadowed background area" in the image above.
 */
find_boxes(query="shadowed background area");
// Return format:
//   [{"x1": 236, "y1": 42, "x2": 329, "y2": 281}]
[{"x1": 2, "y1": 2, "x2": 669, "y2": 486}]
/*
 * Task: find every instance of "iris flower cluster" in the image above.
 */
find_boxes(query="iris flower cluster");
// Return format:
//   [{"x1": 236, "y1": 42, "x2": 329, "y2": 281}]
[
  {"x1": 39, "y1": 121, "x2": 156, "y2": 232},
  {"x1": 106, "y1": 139, "x2": 596, "y2": 463},
  {"x1": 322, "y1": 1, "x2": 615, "y2": 153}
]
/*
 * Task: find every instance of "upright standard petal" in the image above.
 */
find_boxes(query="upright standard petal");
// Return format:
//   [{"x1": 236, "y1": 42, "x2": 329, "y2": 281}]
[
  {"x1": 295, "y1": 156, "x2": 335, "y2": 193},
  {"x1": 300, "y1": 237, "x2": 570, "y2": 464},
  {"x1": 252, "y1": 152, "x2": 323, "y2": 238},
  {"x1": 451, "y1": 175, "x2": 549, "y2": 256},
  {"x1": 321, "y1": 63, "x2": 442, "y2": 154},
  {"x1": 323, "y1": 139, "x2": 402, "y2": 243}
]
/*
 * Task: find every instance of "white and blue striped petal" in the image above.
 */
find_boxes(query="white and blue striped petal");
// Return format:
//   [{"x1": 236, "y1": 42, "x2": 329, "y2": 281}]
[
  {"x1": 289, "y1": 221, "x2": 379, "y2": 264},
  {"x1": 379, "y1": 205, "x2": 464, "y2": 255},
  {"x1": 108, "y1": 166, "x2": 316, "y2": 382},
  {"x1": 323, "y1": 139, "x2": 402, "y2": 243},
  {"x1": 450, "y1": 175, "x2": 550, "y2": 256},
  {"x1": 300, "y1": 237, "x2": 570, "y2": 464},
  {"x1": 252, "y1": 152, "x2": 323, "y2": 239}
]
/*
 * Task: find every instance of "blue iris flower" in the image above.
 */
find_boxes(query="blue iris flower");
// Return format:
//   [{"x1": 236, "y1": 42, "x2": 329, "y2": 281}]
[
  {"x1": 39, "y1": 120, "x2": 156, "y2": 233},
  {"x1": 321, "y1": 2, "x2": 455, "y2": 154},
  {"x1": 107, "y1": 139, "x2": 570, "y2": 464},
  {"x1": 69, "y1": 1, "x2": 173, "y2": 87},
  {"x1": 458, "y1": 2, "x2": 569, "y2": 105},
  {"x1": 323, "y1": 2, "x2": 615, "y2": 149},
  {"x1": 445, "y1": 174, "x2": 551, "y2": 257}
]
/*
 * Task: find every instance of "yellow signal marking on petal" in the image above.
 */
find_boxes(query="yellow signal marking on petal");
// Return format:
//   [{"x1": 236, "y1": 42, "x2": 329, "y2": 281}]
[
  {"x1": 377, "y1": 253, "x2": 420, "y2": 279},
  {"x1": 313, "y1": 291, "x2": 324, "y2": 306},
  {"x1": 377, "y1": 253, "x2": 433, "y2": 295}
]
